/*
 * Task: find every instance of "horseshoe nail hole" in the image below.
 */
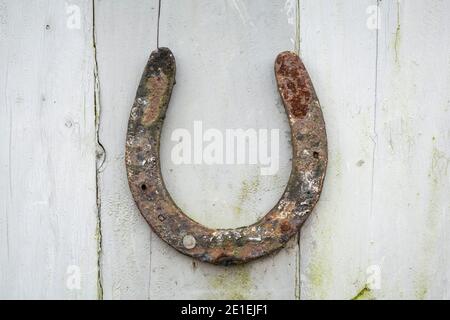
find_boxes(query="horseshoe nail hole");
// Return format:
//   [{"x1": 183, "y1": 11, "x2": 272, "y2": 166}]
[
  {"x1": 313, "y1": 151, "x2": 319, "y2": 159},
  {"x1": 182, "y1": 234, "x2": 196, "y2": 249},
  {"x1": 141, "y1": 184, "x2": 147, "y2": 191}
]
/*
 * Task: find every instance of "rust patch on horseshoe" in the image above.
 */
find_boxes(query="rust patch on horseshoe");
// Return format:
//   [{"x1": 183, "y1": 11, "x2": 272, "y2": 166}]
[{"x1": 126, "y1": 48, "x2": 327, "y2": 265}]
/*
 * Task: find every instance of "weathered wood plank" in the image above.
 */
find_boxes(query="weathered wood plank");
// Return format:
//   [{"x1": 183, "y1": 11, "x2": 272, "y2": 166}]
[
  {"x1": 300, "y1": 0, "x2": 450, "y2": 300},
  {"x1": 370, "y1": 0, "x2": 450, "y2": 299},
  {"x1": 0, "y1": 0, "x2": 98, "y2": 299},
  {"x1": 96, "y1": 0, "x2": 299, "y2": 299},
  {"x1": 150, "y1": 0, "x2": 298, "y2": 300},
  {"x1": 3, "y1": 0, "x2": 447, "y2": 300},
  {"x1": 299, "y1": 0, "x2": 378, "y2": 299}
]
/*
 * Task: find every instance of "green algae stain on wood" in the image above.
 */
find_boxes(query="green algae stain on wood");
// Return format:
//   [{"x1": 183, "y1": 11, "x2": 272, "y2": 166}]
[
  {"x1": 414, "y1": 140, "x2": 450, "y2": 299},
  {"x1": 302, "y1": 148, "x2": 343, "y2": 299},
  {"x1": 308, "y1": 258, "x2": 331, "y2": 296},
  {"x1": 427, "y1": 144, "x2": 449, "y2": 228},
  {"x1": 207, "y1": 266, "x2": 253, "y2": 300},
  {"x1": 414, "y1": 275, "x2": 429, "y2": 300}
]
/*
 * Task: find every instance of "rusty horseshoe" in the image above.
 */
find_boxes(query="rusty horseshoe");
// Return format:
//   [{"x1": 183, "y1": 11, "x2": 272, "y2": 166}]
[{"x1": 125, "y1": 48, "x2": 327, "y2": 265}]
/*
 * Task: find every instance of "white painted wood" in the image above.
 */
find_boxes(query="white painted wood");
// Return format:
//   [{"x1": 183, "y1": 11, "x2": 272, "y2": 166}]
[
  {"x1": 96, "y1": 0, "x2": 299, "y2": 299},
  {"x1": 298, "y1": 0, "x2": 378, "y2": 299},
  {"x1": 299, "y1": 0, "x2": 450, "y2": 300},
  {"x1": 370, "y1": 0, "x2": 450, "y2": 300},
  {"x1": 2, "y1": 0, "x2": 449, "y2": 300},
  {"x1": 159, "y1": 0, "x2": 293, "y2": 230},
  {"x1": 152, "y1": 0, "x2": 299, "y2": 300},
  {"x1": 0, "y1": 0, "x2": 98, "y2": 299},
  {"x1": 94, "y1": 0, "x2": 157, "y2": 300}
]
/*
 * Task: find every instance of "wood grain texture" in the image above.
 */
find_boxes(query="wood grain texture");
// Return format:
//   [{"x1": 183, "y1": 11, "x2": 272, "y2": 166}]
[
  {"x1": 0, "y1": 0, "x2": 98, "y2": 299},
  {"x1": 299, "y1": 0, "x2": 450, "y2": 300},
  {"x1": 298, "y1": 0, "x2": 378, "y2": 299},
  {"x1": 370, "y1": 0, "x2": 450, "y2": 299},
  {"x1": 151, "y1": 0, "x2": 298, "y2": 299},
  {"x1": 94, "y1": 0, "x2": 157, "y2": 299},
  {"x1": 1, "y1": 0, "x2": 449, "y2": 300}
]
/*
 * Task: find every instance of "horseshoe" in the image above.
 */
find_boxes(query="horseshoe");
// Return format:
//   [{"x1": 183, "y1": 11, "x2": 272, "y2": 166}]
[{"x1": 125, "y1": 48, "x2": 327, "y2": 265}]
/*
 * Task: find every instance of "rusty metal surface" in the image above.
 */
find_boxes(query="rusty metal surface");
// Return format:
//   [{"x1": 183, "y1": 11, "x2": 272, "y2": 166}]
[{"x1": 125, "y1": 48, "x2": 327, "y2": 265}]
